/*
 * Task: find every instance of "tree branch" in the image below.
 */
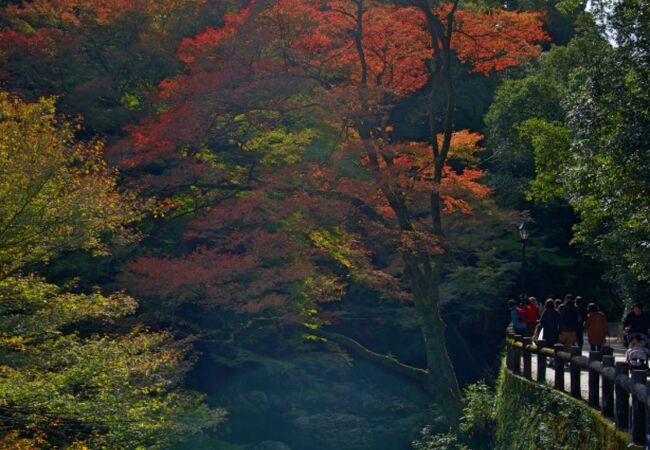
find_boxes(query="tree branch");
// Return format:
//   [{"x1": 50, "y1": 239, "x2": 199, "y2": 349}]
[{"x1": 297, "y1": 324, "x2": 429, "y2": 384}]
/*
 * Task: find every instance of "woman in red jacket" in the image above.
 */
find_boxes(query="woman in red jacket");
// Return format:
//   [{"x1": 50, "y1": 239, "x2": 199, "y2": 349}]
[{"x1": 525, "y1": 297, "x2": 539, "y2": 337}]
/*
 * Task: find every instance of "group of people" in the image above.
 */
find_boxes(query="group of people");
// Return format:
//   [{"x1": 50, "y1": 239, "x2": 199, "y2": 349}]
[
  {"x1": 509, "y1": 296, "x2": 650, "y2": 368},
  {"x1": 509, "y1": 294, "x2": 608, "y2": 351}
]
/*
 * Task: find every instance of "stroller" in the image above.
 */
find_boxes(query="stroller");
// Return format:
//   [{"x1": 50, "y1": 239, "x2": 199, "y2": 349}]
[{"x1": 626, "y1": 332, "x2": 649, "y2": 369}]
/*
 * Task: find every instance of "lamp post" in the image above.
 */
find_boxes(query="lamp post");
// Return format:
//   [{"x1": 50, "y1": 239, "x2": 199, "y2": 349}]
[{"x1": 518, "y1": 222, "x2": 529, "y2": 295}]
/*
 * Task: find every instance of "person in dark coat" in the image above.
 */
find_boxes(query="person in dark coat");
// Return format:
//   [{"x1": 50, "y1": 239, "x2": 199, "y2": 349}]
[
  {"x1": 538, "y1": 298, "x2": 560, "y2": 348},
  {"x1": 558, "y1": 294, "x2": 580, "y2": 350},
  {"x1": 623, "y1": 302, "x2": 650, "y2": 346},
  {"x1": 575, "y1": 295, "x2": 586, "y2": 348}
]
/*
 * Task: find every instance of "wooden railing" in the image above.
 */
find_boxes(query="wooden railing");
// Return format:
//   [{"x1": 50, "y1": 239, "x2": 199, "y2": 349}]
[{"x1": 505, "y1": 331, "x2": 650, "y2": 448}]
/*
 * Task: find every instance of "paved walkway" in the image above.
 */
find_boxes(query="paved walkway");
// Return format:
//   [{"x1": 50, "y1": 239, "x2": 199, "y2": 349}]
[{"x1": 530, "y1": 337, "x2": 627, "y2": 401}]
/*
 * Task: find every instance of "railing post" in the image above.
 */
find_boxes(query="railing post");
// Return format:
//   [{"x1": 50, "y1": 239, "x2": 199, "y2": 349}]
[
  {"x1": 506, "y1": 332, "x2": 513, "y2": 370},
  {"x1": 589, "y1": 351, "x2": 602, "y2": 408},
  {"x1": 536, "y1": 339, "x2": 547, "y2": 383},
  {"x1": 602, "y1": 355, "x2": 615, "y2": 419},
  {"x1": 615, "y1": 362, "x2": 629, "y2": 431},
  {"x1": 523, "y1": 337, "x2": 532, "y2": 379},
  {"x1": 630, "y1": 369, "x2": 647, "y2": 446},
  {"x1": 645, "y1": 380, "x2": 650, "y2": 449},
  {"x1": 570, "y1": 346, "x2": 582, "y2": 399},
  {"x1": 513, "y1": 335, "x2": 523, "y2": 375},
  {"x1": 554, "y1": 344, "x2": 565, "y2": 391}
]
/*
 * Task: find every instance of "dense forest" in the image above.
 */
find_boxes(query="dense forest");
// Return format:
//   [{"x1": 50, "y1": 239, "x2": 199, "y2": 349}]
[{"x1": 0, "y1": 0, "x2": 647, "y2": 448}]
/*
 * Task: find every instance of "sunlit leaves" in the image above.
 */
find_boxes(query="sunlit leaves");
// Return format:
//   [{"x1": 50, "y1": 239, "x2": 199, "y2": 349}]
[
  {"x1": 0, "y1": 279, "x2": 225, "y2": 448},
  {"x1": 0, "y1": 93, "x2": 142, "y2": 277},
  {"x1": 0, "y1": 94, "x2": 223, "y2": 447},
  {"x1": 0, "y1": 275, "x2": 137, "y2": 341},
  {"x1": 178, "y1": 4, "x2": 253, "y2": 66},
  {"x1": 451, "y1": 6, "x2": 550, "y2": 74},
  {"x1": 445, "y1": 130, "x2": 486, "y2": 164},
  {"x1": 515, "y1": 118, "x2": 570, "y2": 202},
  {"x1": 243, "y1": 128, "x2": 319, "y2": 166}
]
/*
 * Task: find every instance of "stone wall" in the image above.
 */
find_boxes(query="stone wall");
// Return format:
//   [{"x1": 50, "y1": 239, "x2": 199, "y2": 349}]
[{"x1": 495, "y1": 369, "x2": 631, "y2": 450}]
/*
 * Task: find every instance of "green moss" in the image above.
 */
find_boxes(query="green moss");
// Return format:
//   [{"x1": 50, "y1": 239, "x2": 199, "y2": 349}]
[{"x1": 495, "y1": 366, "x2": 632, "y2": 450}]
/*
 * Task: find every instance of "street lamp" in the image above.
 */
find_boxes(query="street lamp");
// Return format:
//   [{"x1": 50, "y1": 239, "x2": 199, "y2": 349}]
[{"x1": 518, "y1": 222, "x2": 529, "y2": 295}]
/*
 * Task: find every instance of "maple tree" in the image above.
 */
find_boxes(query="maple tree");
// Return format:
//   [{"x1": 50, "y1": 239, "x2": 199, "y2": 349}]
[
  {"x1": 0, "y1": 93, "x2": 224, "y2": 447},
  {"x1": 0, "y1": 276, "x2": 225, "y2": 448},
  {"x1": 113, "y1": 0, "x2": 549, "y2": 412},
  {"x1": 0, "y1": 92, "x2": 141, "y2": 278}
]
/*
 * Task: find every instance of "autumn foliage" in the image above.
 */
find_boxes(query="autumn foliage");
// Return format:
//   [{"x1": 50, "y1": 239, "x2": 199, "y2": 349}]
[
  {"x1": 112, "y1": 0, "x2": 548, "y2": 329},
  {"x1": 0, "y1": 93, "x2": 224, "y2": 447},
  {"x1": 0, "y1": 0, "x2": 554, "y2": 423},
  {"x1": 112, "y1": 0, "x2": 548, "y2": 165},
  {"x1": 0, "y1": 0, "x2": 222, "y2": 137},
  {"x1": 0, "y1": 0, "x2": 556, "y2": 445},
  {"x1": 0, "y1": 93, "x2": 142, "y2": 278}
]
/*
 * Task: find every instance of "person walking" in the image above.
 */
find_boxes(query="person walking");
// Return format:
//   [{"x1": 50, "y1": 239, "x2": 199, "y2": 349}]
[
  {"x1": 524, "y1": 297, "x2": 539, "y2": 337},
  {"x1": 583, "y1": 303, "x2": 609, "y2": 351},
  {"x1": 623, "y1": 302, "x2": 650, "y2": 346},
  {"x1": 558, "y1": 294, "x2": 580, "y2": 350},
  {"x1": 575, "y1": 296, "x2": 586, "y2": 348},
  {"x1": 509, "y1": 299, "x2": 526, "y2": 335},
  {"x1": 538, "y1": 298, "x2": 560, "y2": 348}
]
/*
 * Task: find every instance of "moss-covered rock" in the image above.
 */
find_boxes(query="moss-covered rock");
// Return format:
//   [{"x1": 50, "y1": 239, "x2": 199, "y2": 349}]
[{"x1": 495, "y1": 369, "x2": 631, "y2": 450}]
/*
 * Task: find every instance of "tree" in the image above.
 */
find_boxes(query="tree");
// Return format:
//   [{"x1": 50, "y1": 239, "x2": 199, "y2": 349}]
[
  {"x1": 336, "y1": 0, "x2": 548, "y2": 407},
  {"x1": 115, "y1": 0, "x2": 549, "y2": 413},
  {"x1": 0, "y1": 93, "x2": 224, "y2": 447},
  {"x1": 558, "y1": 0, "x2": 650, "y2": 302},
  {"x1": 482, "y1": 16, "x2": 622, "y2": 309},
  {"x1": 0, "y1": 276, "x2": 225, "y2": 449},
  {"x1": 0, "y1": 0, "x2": 222, "y2": 138},
  {"x1": 0, "y1": 92, "x2": 140, "y2": 278},
  {"x1": 487, "y1": 3, "x2": 650, "y2": 306}
]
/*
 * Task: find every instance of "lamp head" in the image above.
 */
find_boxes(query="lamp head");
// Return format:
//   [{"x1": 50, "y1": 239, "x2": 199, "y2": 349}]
[{"x1": 518, "y1": 222, "x2": 529, "y2": 240}]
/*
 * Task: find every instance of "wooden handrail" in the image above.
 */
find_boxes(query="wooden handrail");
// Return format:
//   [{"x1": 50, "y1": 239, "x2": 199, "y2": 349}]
[
  {"x1": 506, "y1": 337, "x2": 640, "y2": 394},
  {"x1": 505, "y1": 332, "x2": 649, "y2": 446}
]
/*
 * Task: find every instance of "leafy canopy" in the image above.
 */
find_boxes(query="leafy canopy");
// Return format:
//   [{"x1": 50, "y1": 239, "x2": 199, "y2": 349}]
[
  {"x1": 0, "y1": 92, "x2": 141, "y2": 278},
  {"x1": 0, "y1": 94, "x2": 224, "y2": 448}
]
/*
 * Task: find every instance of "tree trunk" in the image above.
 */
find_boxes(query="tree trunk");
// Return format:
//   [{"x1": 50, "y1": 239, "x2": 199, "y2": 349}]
[
  {"x1": 407, "y1": 256, "x2": 462, "y2": 415},
  {"x1": 415, "y1": 1, "x2": 463, "y2": 415}
]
